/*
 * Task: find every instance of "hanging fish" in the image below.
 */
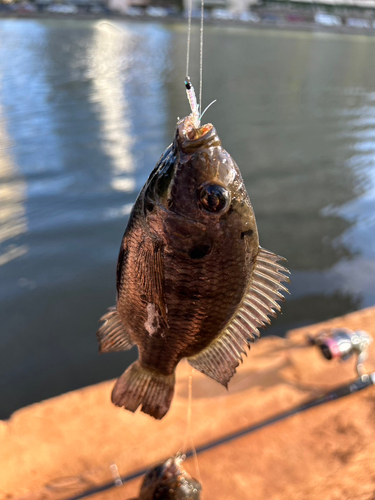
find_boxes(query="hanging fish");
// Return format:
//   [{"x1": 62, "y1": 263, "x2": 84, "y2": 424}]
[
  {"x1": 97, "y1": 111, "x2": 290, "y2": 420},
  {"x1": 133, "y1": 456, "x2": 202, "y2": 500}
]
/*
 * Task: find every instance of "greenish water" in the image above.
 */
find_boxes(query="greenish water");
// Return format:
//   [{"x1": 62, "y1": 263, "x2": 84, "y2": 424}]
[{"x1": 0, "y1": 19, "x2": 374, "y2": 418}]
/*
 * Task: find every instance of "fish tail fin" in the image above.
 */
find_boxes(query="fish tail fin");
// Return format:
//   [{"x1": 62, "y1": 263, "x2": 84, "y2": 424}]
[{"x1": 111, "y1": 361, "x2": 175, "y2": 420}]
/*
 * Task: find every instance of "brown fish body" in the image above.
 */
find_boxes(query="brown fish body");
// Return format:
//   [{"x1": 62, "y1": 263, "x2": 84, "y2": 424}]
[{"x1": 98, "y1": 116, "x2": 289, "y2": 419}]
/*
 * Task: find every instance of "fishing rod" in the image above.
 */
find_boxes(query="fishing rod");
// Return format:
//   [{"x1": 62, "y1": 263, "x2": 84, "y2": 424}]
[{"x1": 63, "y1": 328, "x2": 374, "y2": 500}]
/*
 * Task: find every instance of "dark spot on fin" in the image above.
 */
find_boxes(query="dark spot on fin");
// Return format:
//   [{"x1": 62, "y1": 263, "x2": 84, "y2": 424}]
[
  {"x1": 188, "y1": 244, "x2": 211, "y2": 260},
  {"x1": 111, "y1": 361, "x2": 175, "y2": 420},
  {"x1": 97, "y1": 306, "x2": 134, "y2": 353},
  {"x1": 188, "y1": 246, "x2": 290, "y2": 387},
  {"x1": 241, "y1": 229, "x2": 254, "y2": 239}
]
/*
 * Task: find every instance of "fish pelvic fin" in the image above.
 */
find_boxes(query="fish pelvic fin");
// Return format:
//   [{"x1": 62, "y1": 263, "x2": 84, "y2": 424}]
[
  {"x1": 188, "y1": 246, "x2": 289, "y2": 386},
  {"x1": 111, "y1": 361, "x2": 175, "y2": 420},
  {"x1": 97, "y1": 306, "x2": 134, "y2": 353}
]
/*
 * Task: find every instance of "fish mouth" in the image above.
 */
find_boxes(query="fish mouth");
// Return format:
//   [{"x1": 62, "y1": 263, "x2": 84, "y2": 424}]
[
  {"x1": 161, "y1": 457, "x2": 182, "y2": 479},
  {"x1": 177, "y1": 116, "x2": 220, "y2": 153}
]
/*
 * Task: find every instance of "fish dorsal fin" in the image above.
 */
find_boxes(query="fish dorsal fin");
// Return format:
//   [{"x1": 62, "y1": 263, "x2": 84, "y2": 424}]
[
  {"x1": 97, "y1": 306, "x2": 134, "y2": 353},
  {"x1": 188, "y1": 247, "x2": 290, "y2": 386}
]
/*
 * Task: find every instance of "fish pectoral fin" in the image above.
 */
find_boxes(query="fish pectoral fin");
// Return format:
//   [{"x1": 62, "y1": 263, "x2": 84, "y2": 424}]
[
  {"x1": 137, "y1": 233, "x2": 168, "y2": 325},
  {"x1": 97, "y1": 306, "x2": 134, "y2": 353},
  {"x1": 188, "y1": 247, "x2": 290, "y2": 387}
]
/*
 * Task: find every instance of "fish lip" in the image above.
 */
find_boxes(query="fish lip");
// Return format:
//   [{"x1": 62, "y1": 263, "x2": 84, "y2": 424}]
[
  {"x1": 177, "y1": 116, "x2": 220, "y2": 153},
  {"x1": 161, "y1": 457, "x2": 182, "y2": 478}
]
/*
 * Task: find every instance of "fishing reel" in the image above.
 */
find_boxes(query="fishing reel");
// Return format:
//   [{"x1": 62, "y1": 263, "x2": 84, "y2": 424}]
[{"x1": 309, "y1": 328, "x2": 372, "y2": 376}]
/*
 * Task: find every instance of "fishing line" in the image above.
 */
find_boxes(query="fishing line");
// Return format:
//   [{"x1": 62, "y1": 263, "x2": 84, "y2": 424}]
[
  {"x1": 182, "y1": 369, "x2": 194, "y2": 453},
  {"x1": 190, "y1": 435, "x2": 203, "y2": 491},
  {"x1": 181, "y1": 371, "x2": 203, "y2": 497},
  {"x1": 186, "y1": 0, "x2": 193, "y2": 79},
  {"x1": 199, "y1": 0, "x2": 204, "y2": 114},
  {"x1": 185, "y1": 0, "x2": 205, "y2": 123}
]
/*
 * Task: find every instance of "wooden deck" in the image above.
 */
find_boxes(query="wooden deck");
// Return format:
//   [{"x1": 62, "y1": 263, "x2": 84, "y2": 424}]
[{"x1": 2, "y1": 306, "x2": 375, "y2": 500}]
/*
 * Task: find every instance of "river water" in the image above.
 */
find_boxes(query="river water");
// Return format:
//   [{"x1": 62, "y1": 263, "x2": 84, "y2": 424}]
[{"x1": 0, "y1": 19, "x2": 374, "y2": 418}]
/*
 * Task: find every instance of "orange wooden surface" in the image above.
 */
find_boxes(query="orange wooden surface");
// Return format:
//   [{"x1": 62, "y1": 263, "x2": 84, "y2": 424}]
[{"x1": 2, "y1": 306, "x2": 375, "y2": 500}]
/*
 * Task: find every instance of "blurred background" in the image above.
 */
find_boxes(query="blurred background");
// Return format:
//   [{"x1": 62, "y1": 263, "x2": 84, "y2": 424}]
[{"x1": 0, "y1": 18, "x2": 375, "y2": 420}]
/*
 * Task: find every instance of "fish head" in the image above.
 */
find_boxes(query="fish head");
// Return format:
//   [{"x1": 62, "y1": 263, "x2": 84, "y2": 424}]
[
  {"x1": 138, "y1": 456, "x2": 202, "y2": 500},
  {"x1": 144, "y1": 115, "x2": 258, "y2": 243}
]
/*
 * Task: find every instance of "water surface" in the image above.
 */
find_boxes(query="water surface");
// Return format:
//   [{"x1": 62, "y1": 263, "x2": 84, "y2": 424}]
[{"x1": 0, "y1": 19, "x2": 374, "y2": 418}]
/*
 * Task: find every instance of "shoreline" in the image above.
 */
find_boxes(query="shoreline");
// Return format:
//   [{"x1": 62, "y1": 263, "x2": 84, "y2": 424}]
[{"x1": 2, "y1": 12, "x2": 375, "y2": 38}]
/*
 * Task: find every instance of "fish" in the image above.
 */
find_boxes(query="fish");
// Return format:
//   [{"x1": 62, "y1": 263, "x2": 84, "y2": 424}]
[
  {"x1": 134, "y1": 456, "x2": 202, "y2": 500},
  {"x1": 97, "y1": 114, "x2": 290, "y2": 420}
]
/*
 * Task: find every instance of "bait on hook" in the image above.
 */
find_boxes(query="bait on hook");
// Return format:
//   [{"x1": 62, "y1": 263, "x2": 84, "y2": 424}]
[{"x1": 185, "y1": 77, "x2": 200, "y2": 128}]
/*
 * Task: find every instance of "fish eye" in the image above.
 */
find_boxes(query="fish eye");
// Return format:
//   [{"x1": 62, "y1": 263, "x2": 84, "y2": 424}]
[{"x1": 199, "y1": 184, "x2": 230, "y2": 213}]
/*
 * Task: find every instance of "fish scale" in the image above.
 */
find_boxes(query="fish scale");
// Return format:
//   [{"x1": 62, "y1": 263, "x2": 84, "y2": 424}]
[{"x1": 97, "y1": 115, "x2": 289, "y2": 420}]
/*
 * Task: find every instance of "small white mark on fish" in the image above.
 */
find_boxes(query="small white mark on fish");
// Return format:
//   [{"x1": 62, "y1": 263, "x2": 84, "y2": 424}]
[{"x1": 144, "y1": 303, "x2": 160, "y2": 336}]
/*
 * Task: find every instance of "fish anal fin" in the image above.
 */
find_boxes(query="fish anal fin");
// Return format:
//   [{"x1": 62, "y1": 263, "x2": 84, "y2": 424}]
[
  {"x1": 188, "y1": 332, "x2": 243, "y2": 387},
  {"x1": 97, "y1": 306, "x2": 134, "y2": 353},
  {"x1": 188, "y1": 247, "x2": 289, "y2": 387}
]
